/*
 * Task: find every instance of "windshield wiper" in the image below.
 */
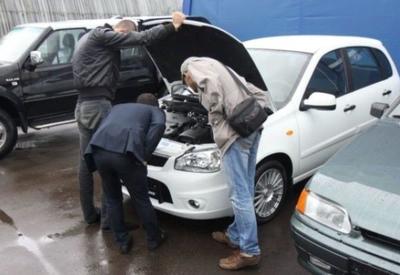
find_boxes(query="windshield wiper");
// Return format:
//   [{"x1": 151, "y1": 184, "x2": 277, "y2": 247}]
[{"x1": 392, "y1": 115, "x2": 400, "y2": 119}]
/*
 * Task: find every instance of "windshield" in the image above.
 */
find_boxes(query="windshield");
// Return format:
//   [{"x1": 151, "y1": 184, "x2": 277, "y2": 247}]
[
  {"x1": 0, "y1": 27, "x2": 45, "y2": 62},
  {"x1": 247, "y1": 49, "x2": 311, "y2": 109}
]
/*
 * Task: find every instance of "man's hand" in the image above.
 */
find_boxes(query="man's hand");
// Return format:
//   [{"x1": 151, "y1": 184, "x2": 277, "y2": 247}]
[{"x1": 172, "y1": 11, "x2": 186, "y2": 30}]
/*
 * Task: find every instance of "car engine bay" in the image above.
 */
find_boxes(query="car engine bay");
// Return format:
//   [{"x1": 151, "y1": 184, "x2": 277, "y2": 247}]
[{"x1": 160, "y1": 83, "x2": 214, "y2": 145}]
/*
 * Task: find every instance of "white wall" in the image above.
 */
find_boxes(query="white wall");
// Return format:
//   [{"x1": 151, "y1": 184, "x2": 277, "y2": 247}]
[{"x1": 0, "y1": 0, "x2": 183, "y2": 36}]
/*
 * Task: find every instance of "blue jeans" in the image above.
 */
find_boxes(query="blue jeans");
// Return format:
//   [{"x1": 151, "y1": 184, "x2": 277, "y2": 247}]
[
  {"x1": 223, "y1": 130, "x2": 261, "y2": 256},
  {"x1": 75, "y1": 98, "x2": 111, "y2": 224}
]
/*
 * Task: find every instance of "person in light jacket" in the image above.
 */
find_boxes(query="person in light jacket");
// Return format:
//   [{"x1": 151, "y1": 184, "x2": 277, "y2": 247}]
[
  {"x1": 181, "y1": 57, "x2": 274, "y2": 270},
  {"x1": 84, "y1": 94, "x2": 166, "y2": 254}
]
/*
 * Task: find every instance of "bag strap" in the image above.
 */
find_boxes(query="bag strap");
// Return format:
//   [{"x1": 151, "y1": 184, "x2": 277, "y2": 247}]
[
  {"x1": 224, "y1": 65, "x2": 274, "y2": 116},
  {"x1": 224, "y1": 65, "x2": 253, "y2": 97}
]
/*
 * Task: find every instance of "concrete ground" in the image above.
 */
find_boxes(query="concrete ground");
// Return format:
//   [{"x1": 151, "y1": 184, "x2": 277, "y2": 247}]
[{"x1": 0, "y1": 125, "x2": 308, "y2": 275}]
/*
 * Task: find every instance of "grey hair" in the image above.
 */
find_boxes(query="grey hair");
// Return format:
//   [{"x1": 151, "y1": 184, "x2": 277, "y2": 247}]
[{"x1": 180, "y1": 57, "x2": 200, "y2": 74}]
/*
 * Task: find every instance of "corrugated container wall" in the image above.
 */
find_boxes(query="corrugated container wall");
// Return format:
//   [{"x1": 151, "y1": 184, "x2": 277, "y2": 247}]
[
  {"x1": 184, "y1": 0, "x2": 400, "y2": 69},
  {"x1": 0, "y1": 0, "x2": 182, "y2": 36}
]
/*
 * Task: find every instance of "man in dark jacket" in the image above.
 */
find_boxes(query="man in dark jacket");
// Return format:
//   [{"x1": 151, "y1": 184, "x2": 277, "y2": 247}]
[
  {"x1": 72, "y1": 12, "x2": 185, "y2": 226},
  {"x1": 84, "y1": 93, "x2": 166, "y2": 254}
]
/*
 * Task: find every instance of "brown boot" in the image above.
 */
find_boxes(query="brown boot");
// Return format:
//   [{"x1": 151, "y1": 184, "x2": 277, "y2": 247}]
[
  {"x1": 219, "y1": 252, "x2": 260, "y2": 270},
  {"x1": 211, "y1": 231, "x2": 238, "y2": 248}
]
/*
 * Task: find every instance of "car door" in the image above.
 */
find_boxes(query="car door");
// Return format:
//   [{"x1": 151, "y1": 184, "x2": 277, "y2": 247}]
[
  {"x1": 344, "y1": 46, "x2": 399, "y2": 133},
  {"x1": 296, "y1": 49, "x2": 359, "y2": 174},
  {"x1": 21, "y1": 28, "x2": 86, "y2": 126}
]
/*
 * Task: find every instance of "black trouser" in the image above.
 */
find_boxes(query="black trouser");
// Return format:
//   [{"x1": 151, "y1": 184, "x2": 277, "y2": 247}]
[
  {"x1": 75, "y1": 98, "x2": 111, "y2": 224},
  {"x1": 92, "y1": 148, "x2": 161, "y2": 246}
]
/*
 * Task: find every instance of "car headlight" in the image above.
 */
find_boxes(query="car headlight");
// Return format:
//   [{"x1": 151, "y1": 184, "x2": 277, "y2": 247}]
[
  {"x1": 296, "y1": 189, "x2": 352, "y2": 234},
  {"x1": 175, "y1": 148, "x2": 221, "y2": 173}
]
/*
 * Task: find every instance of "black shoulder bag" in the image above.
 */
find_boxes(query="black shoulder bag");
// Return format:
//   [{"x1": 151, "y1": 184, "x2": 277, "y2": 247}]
[{"x1": 225, "y1": 67, "x2": 270, "y2": 137}]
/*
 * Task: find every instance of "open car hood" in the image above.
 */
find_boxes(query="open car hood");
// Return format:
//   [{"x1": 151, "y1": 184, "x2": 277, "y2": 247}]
[{"x1": 141, "y1": 19, "x2": 267, "y2": 91}]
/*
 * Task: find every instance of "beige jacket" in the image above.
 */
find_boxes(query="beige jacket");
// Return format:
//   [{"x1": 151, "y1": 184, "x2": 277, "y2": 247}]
[{"x1": 181, "y1": 57, "x2": 275, "y2": 156}]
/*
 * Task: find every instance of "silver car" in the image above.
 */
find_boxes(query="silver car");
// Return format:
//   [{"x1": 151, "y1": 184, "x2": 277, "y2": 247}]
[{"x1": 291, "y1": 97, "x2": 400, "y2": 274}]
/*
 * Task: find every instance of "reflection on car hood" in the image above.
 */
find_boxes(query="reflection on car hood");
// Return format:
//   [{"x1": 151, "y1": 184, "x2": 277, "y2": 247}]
[
  {"x1": 309, "y1": 119, "x2": 400, "y2": 240},
  {"x1": 142, "y1": 20, "x2": 267, "y2": 91}
]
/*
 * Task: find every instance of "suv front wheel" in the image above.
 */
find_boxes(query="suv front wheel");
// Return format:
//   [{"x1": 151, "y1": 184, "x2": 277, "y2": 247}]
[{"x1": 0, "y1": 109, "x2": 17, "y2": 159}]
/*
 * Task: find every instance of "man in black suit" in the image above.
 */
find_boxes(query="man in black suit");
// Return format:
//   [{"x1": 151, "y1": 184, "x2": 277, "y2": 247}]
[{"x1": 85, "y1": 93, "x2": 166, "y2": 254}]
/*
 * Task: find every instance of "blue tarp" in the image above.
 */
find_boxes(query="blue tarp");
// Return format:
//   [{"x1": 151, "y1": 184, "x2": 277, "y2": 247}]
[{"x1": 183, "y1": 0, "x2": 400, "y2": 69}]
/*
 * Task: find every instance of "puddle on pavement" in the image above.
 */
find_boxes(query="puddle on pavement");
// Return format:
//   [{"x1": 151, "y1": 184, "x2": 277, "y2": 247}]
[
  {"x1": 15, "y1": 141, "x2": 37, "y2": 150},
  {"x1": 15, "y1": 135, "x2": 54, "y2": 150},
  {"x1": 0, "y1": 209, "x2": 17, "y2": 230},
  {"x1": 47, "y1": 222, "x2": 86, "y2": 240},
  {"x1": 0, "y1": 209, "x2": 60, "y2": 274},
  {"x1": 18, "y1": 235, "x2": 60, "y2": 275},
  {"x1": 46, "y1": 167, "x2": 75, "y2": 178}
]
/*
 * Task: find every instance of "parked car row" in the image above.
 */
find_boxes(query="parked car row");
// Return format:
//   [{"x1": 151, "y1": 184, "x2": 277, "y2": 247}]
[{"x1": 1, "y1": 16, "x2": 399, "y2": 273}]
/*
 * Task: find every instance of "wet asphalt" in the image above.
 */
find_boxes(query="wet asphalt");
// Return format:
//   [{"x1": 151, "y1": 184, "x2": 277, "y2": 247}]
[{"x1": 0, "y1": 124, "x2": 308, "y2": 275}]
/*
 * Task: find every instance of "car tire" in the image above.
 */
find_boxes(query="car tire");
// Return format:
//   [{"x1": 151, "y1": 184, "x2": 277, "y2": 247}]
[
  {"x1": 254, "y1": 160, "x2": 288, "y2": 224},
  {"x1": 0, "y1": 109, "x2": 17, "y2": 159}
]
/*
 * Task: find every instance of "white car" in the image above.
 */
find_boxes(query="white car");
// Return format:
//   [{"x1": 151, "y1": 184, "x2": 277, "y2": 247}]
[{"x1": 124, "y1": 20, "x2": 400, "y2": 223}]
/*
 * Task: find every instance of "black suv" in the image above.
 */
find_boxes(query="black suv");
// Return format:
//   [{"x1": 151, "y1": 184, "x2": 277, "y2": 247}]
[{"x1": 0, "y1": 18, "x2": 165, "y2": 158}]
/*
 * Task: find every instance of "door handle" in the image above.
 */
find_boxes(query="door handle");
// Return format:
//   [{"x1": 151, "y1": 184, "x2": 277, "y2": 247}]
[
  {"x1": 383, "y1": 90, "x2": 392, "y2": 96},
  {"x1": 344, "y1": 105, "x2": 356, "y2": 112}
]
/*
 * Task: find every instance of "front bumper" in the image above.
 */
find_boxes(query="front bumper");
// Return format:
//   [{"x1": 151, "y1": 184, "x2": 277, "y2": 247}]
[
  {"x1": 291, "y1": 214, "x2": 400, "y2": 274},
  {"x1": 122, "y1": 161, "x2": 233, "y2": 220}
]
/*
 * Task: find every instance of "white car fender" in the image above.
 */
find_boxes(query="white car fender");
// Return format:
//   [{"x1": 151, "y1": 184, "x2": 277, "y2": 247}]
[{"x1": 256, "y1": 108, "x2": 300, "y2": 177}]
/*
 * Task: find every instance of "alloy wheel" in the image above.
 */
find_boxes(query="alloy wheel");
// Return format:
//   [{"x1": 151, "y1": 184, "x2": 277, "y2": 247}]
[
  {"x1": 0, "y1": 121, "x2": 7, "y2": 149},
  {"x1": 254, "y1": 168, "x2": 285, "y2": 219}
]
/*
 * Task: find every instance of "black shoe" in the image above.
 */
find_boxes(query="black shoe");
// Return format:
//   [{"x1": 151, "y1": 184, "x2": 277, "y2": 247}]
[
  {"x1": 86, "y1": 208, "x2": 101, "y2": 225},
  {"x1": 101, "y1": 223, "x2": 111, "y2": 232},
  {"x1": 119, "y1": 236, "x2": 133, "y2": 255},
  {"x1": 148, "y1": 230, "x2": 168, "y2": 250}
]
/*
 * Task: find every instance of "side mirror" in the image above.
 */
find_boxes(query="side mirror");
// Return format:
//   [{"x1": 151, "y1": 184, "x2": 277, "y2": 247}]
[
  {"x1": 370, "y1": 102, "x2": 389, "y2": 119},
  {"x1": 301, "y1": 92, "x2": 336, "y2": 111},
  {"x1": 30, "y1": 51, "x2": 44, "y2": 67}
]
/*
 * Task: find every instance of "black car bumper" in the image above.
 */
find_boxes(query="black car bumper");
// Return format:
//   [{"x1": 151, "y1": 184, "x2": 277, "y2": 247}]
[{"x1": 291, "y1": 214, "x2": 398, "y2": 275}]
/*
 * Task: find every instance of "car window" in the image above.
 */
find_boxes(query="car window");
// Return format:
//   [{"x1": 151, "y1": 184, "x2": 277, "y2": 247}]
[
  {"x1": 346, "y1": 47, "x2": 382, "y2": 91},
  {"x1": 306, "y1": 50, "x2": 347, "y2": 98},
  {"x1": 247, "y1": 49, "x2": 311, "y2": 109},
  {"x1": 371, "y1": 48, "x2": 393, "y2": 80},
  {"x1": 120, "y1": 47, "x2": 147, "y2": 69},
  {"x1": 0, "y1": 26, "x2": 45, "y2": 63},
  {"x1": 37, "y1": 29, "x2": 86, "y2": 66},
  {"x1": 117, "y1": 46, "x2": 156, "y2": 87}
]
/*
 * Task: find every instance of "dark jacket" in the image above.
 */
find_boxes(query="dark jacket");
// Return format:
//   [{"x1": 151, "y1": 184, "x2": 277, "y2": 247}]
[
  {"x1": 84, "y1": 103, "x2": 166, "y2": 172},
  {"x1": 72, "y1": 23, "x2": 175, "y2": 100}
]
